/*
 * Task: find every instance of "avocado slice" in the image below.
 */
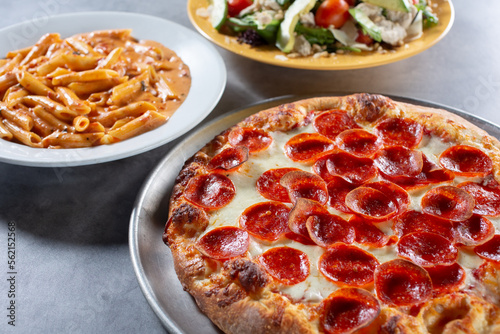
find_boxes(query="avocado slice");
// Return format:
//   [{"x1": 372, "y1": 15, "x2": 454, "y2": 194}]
[
  {"x1": 349, "y1": 8, "x2": 382, "y2": 42},
  {"x1": 210, "y1": 0, "x2": 228, "y2": 30},
  {"x1": 362, "y1": 0, "x2": 411, "y2": 12},
  {"x1": 276, "y1": 0, "x2": 316, "y2": 53}
]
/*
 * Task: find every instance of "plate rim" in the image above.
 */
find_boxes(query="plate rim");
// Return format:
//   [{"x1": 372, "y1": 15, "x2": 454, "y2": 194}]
[
  {"x1": 187, "y1": 0, "x2": 455, "y2": 70},
  {"x1": 129, "y1": 93, "x2": 500, "y2": 333},
  {"x1": 0, "y1": 11, "x2": 227, "y2": 167}
]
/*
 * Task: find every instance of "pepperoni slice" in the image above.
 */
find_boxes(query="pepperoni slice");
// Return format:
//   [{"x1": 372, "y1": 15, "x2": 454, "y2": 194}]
[
  {"x1": 350, "y1": 215, "x2": 396, "y2": 248},
  {"x1": 393, "y1": 210, "x2": 455, "y2": 241},
  {"x1": 335, "y1": 129, "x2": 381, "y2": 157},
  {"x1": 284, "y1": 133, "x2": 335, "y2": 162},
  {"x1": 207, "y1": 146, "x2": 249, "y2": 172},
  {"x1": 454, "y1": 214, "x2": 495, "y2": 246},
  {"x1": 364, "y1": 181, "x2": 410, "y2": 215},
  {"x1": 196, "y1": 227, "x2": 249, "y2": 260},
  {"x1": 228, "y1": 127, "x2": 272, "y2": 153},
  {"x1": 374, "y1": 259, "x2": 432, "y2": 306},
  {"x1": 239, "y1": 202, "x2": 290, "y2": 241},
  {"x1": 374, "y1": 146, "x2": 424, "y2": 178},
  {"x1": 425, "y1": 263, "x2": 466, "y2": 296},
  {"x1": 383, "y1": 154, "x2": 454, "y2": 190},
  {"x1": 306, "y1": 214, "x2": 355, "y2": 247},
  {"x1": 345, "y1": 187, "x2": 397, "y2": 221},
  {"x1": 375, "y1": 117, "x2": 424, "y2": 149},
  {"x1": 288, "y1": 198, "x2": 329, "y2": 238},
  {"x1": 321, "y1": 288, "x2": 380, "y2": 334},
  {"x1": 256, "y1": 168, "x2": 301, "y2": 203},
  {"x1": 313, "y1": 151, "x2": 377, "y2": 185},
  {"x1": 474, "y1": 235, "x2": 500, "y2": 263},
  {"x1": 313, "y1": 109, "x2": 361, "y2": 140},
  {"x1": 457, "y1": 181, "x2": 500, "y2": 217},
  {"x1": 284, "y1": 232, "x2": 317, "y2": 246},
  {"x1": 397, "y1": 232, "x2": 458, "y2": 266},
  {"x1": 319, "y1": 243, "x2": 380, "y2": 287},
  {"x1": 439, "y1": 145, "x2": 493, "y2": 177},
  {"x1": 184, "y1": 173, "x2": 236, "y2": 210},
  {"x1": 280, "y1": 170, "x2": 328, "y2": 205},
  {"x1": 326, "y1": 176, "x2": 356, "y2": 213},
  {"x1": 421, "y1": 186, "x2": 475, "y2": 221},
  {"x1": 258, "y1": 247, "x2": 310, "y2": 285}
]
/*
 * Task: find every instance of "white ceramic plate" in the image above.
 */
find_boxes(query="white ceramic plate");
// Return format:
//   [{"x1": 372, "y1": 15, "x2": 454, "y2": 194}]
[{"x1": 0, "y1": 11, "x2": 226, "y2": 167}]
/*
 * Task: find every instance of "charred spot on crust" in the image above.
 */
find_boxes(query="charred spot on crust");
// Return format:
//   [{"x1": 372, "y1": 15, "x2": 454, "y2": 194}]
[
  {"x1": 230, "y1": 259, "x2": 269, "y2": 293},
  {"x1": 164, "y1": 202, "x2": 209, "y2": 244},
  {"x1": 380, "y1": 315, "x2": 403, "y2": 333},
  {"x1": 350, "y1": 93, "x2": 394, "y2": 123}
]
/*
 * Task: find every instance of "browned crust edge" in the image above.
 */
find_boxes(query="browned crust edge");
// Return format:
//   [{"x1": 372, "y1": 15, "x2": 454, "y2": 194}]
[{"x1": 165, "y1": 93, "x2": 500, "y2": 334}]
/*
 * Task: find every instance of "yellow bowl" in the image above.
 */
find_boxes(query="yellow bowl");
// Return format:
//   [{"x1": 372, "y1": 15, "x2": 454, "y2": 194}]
[{"x1": 187, "y1": 0, "x2": 454, "y2": 70}]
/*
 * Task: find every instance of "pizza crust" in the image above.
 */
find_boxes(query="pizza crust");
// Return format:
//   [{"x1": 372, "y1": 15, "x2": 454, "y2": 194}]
[{"x1": 165, "y1": 94, "x2": 500, "y2": 334}]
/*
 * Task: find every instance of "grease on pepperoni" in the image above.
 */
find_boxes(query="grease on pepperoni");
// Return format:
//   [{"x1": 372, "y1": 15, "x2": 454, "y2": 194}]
[
  {"x1": 239, "y1": 201, "x2": 290, "y2": 241},
  {"x1": 319, "y1": 243, "x2": 380, "y2": 287},
  {"x1": 375, "y1": 146, "x2": 424, "y2": 178},
  {"x1": 350, "y1": 215, "x2": 396, "y2": 248},
  {"x1": 393, "y1": 210, "x2": 455, "y2": 241},
  {"x1": 375, "y1": 117, "x2": 424, "y2": 148},
  {"x1": 313, "y1": 109, "x2": 360, "y2": 140},
  {"x1": 457, "y1": 181, "x2": 500, "y2": 217},
  {"x1": 313, "y1": 151, "x2": 377, "y2": 185},
  {"x1": 397, "y1": 232, "x2": 458, "y2": 266},
  {"x1": 321, "y1": 288, "x2": 380, "y2": 334},
  {"x1": 474, "y1": 235, "x2": 500, "y2": 263},
  {"x1": 425, "y1": 263, "x2": 466, "y2": 296},
  {"x1": 454, "y1": 214, "x2": 495, "y2": 246},
  {"x1": 327, "y1": 176, "x2": 356, "y2": 213},
  {"x1": 421, "y1": 186, "x2": 475, "y2": 221},
  {"x1": 335, "y1": 129, "x2": 381, "y2": 157},
  {"x1": 196, "y1": 227, "x2": 249, "y2": 260},
  {"x1": 184, "y1": 173, "x2": 236, "y2": 209},
  {"x1": 345, "y1": 187, "x2": 397, "y2": 221},
  {"x1": 306, "y1": 214, "x2": 355, "y2": 247},
  {"x1": 288, "y1": 198, "x2": 329, "y2": 238},
  {"x1": 284, "y1": 133, "x2": 335, "y2": 162},
  {"x1": 374, "y1": 259, "x2": 432, "y2": 306},
  {"x1": 228, "y1": 127, "x2": 272, "y2": 153},
  {"x1": 256, "y1": 168, "x2": 301, "y2": 203},
  {"x1": 207, "y1": 146, "x2": 249, "y2": 172},
  {"x1": 364, "y1": 180, "x2": 410, "y2": 215},
  {"x1": 258, "y1": 247, "x2": 310, "y2": 285},
  {"x1": 439, "y1": 145, "x2": 493, "y2": 177},
  {"x1": 280, "y1": 170, "x2": 328, "y2": 205}
]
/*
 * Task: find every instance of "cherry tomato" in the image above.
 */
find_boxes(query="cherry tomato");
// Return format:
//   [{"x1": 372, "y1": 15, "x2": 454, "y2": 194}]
[
  {"x1": 356, "y1": 30, "x2": 374, "y2": 45},
  {"x1": 315, "y1": 0, "x2": 351, "y2": 29},
  {"x1": 227, "y1": 0, "x2": 253, "y2": 17}
]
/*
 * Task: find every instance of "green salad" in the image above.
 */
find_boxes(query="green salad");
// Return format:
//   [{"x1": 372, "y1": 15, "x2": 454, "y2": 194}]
[{"x1": 199, "y1": 0, "x2": 439, "y2": 56}]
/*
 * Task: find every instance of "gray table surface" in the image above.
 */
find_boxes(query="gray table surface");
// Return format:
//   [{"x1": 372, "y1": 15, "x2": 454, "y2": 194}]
[{"x1": 0, "y1": 0, "x2": 499, "y2": 333}]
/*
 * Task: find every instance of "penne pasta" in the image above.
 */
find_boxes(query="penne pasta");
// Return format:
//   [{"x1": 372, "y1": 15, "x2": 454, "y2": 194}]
[
  {"x1": 92, "y1": 101, "x2": 157, "y2": 127},
  {"x1": 0, "y1": 54, "x2": 22, "y2": 76},
  {"x1": 56, "y1": 87, "x2": 91, "y2": 114},
  {"x1": 0, "y1": 118, "x2": 13, "y2": 140},
  {"x1": 67, "y1": 77, "x2": 127, "y2": 96},
  {"x1": 42, "y1": 131, "x2": 104, "y2": 148},
  {"x1": 6, "y1": 46, "x2": 32, "y2": 59},
  {"x1": 20, "y1": 33, "x2": 61, "y2": 66},
  {"x1": 0, "y1": 103, "x2": 33, "y2": 131},
  {"x1": 72, "y1": 115, "x2": 90, "y2": 132},
  {"x1": 65, "y1": 38, "x2": 100, "y2": 56},
  {"x1": 107, "y1": 110, "x2": 166, "y2": 141},
  {"x1": 32, "y1": 105, "x2": 74, "y2": 132},
  {"x1": 109, "y1": 71, "x2": 149, "y2": 105},
  {"x1": 97, "y1": 47, "x2": 123, "y2": 69},
  {"x1": 23, "y1": 95, "x2": 79, "y2": 121},
  {"x1": 16, "y1": 70, "x2": 56, "y2": 97},
  {"x1": 2, "y1": 119, "x2": 42, "y2": 147},
  {"x1": 52, "y1": 69, "x2": 120, "y2": 86},
  {"x1": 3, "y1": 87, "x2": 29, "y2": 108},
  {"x1": 0, "y1": 72, "x2": 18, "y2": 99}
]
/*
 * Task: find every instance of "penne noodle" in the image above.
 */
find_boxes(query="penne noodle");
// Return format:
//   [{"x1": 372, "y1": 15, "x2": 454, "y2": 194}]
[
  {"x1": 109, "y1": 71, "x2": 149, "y2": 105},
  {"x1": 97, "y1": 47, "x2": 123, "y2": 69},
  {"x1": 92, "y1": 101, "x2": 157, "y2": 127},
  {"x1": 86, "y1": 122, "x2": 105, "y2": 133},
  {"x1": 65, "y1": 38, "x2": 100, "y2": 56},
  {"x1": 67, "y1": 76, "x2": 127, "y2": 96},
  {"x1": 52, "y1": 69, "x2": 119, "y2": 86},
  {"x1": 72, "y1": 115, "x2": 90, "y2": 132},
  {"x1": 24, "y1": 95, "x2": 79, "y2": 121},
  {"x1": 156, "y1": 77, "x2": 179, "y2": 100},
  {"x1": 0, "y1": 118, "x2": 13, "y2": 140},
  {"x1": 0, "y1": 103, "x2": 33, "y2": 131},
  {"x1": 109, "y1": 117, "x2": 134, "y2": 130},
  {"x1": 56, "y1": 87, "x2": 91, "y2": 115},
  {"x1": 36, "y1": 53, "x2": 101, "y2": 76},
  {"x1": 0, "y1": 72, "x2": 18, "y2": 98},
  {"x1": 20, "y1": 33, "x2": 61, "y2": 66},
  {"x1": 89, "y1": 29, "x2": 132, "y2": 40},
  {"x1": 2, "y1": 119, "x2": 42, "y2": 147},
  {"x1": 42, "y1": 131, "x2": 104, "y2": 148},
  {"x1": 6, "y1": 46, "x2": 32, "y2": 59},
  {"x1": 16, "y1": 70, "x2": 56, "y2": 97},
  {"x1": 32, "y1": 105, "x2": 74, "y2": 132},
  {"x1": 107, "y1": 110, "x2": 166, "y2": 141},
  {"x1": 0, "y1": 54, "x2": 22, "y2": 76},
  {"x1": 3, "y1": 87, "x2": 28, "y2": 107},
  {"x1": 99, "y1": 133, "x2": 119, "y2": 145},
  {"x1": 46, "y1": 67, "x2": 72, "y2": 78}
]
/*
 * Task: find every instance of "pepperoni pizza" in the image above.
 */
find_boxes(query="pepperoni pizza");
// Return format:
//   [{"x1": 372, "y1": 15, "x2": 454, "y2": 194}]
[{"x1": 163, "y1": 94, "x2": 500, "y2": 334}]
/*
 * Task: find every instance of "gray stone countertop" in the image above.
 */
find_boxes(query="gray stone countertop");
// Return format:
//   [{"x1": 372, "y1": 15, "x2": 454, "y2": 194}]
[{"x1": 0, "y1": 0, "x2": 499, "y2": 333}]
